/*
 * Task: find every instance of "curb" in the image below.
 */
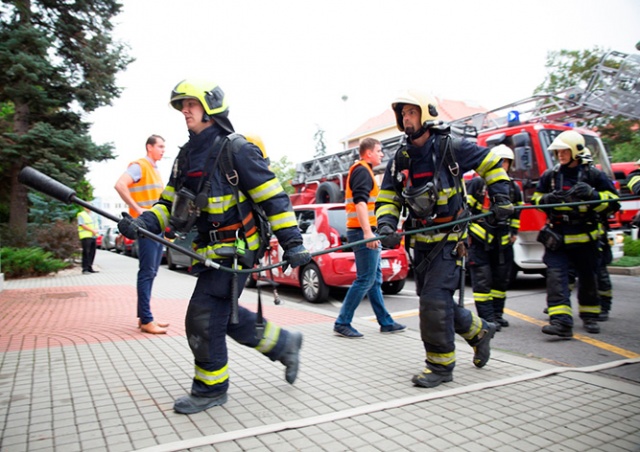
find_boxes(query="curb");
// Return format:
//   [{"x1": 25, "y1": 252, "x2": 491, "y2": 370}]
[{"x1": 607, "y1": 265, "x2": 640, "y2": 276}]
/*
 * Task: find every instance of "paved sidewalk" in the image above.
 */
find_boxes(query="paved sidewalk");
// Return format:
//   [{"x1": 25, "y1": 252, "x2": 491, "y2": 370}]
[{"x1": 1, "y1": 250, "x2": 639, "y2": 452}]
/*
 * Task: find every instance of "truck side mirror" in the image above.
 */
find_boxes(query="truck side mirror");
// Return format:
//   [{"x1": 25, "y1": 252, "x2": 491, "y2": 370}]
[{"x1": 514, "y1": 146, "x2": 532, "y2": 171}]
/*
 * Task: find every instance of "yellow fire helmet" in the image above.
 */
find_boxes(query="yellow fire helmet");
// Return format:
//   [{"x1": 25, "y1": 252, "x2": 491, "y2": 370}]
[
  {"x1": 170, "y1": 79, "x2": 234, "y2": 134},
  {"x1": 244, "y1": 133, "x2": 270, "y2": 165},
  {"x1": 547, "y1": 130, "x2": 586, "y2": 160},
  {"x1": 492, "y1": 144, "x2": 515, "y2": 161},
  {"x1": 391, "y1": 89, "x2": 439, "y2": 132}
]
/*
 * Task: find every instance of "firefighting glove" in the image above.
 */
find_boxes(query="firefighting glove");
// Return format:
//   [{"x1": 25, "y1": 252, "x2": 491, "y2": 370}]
[
  {"x1": 378, "y1": 223, "x2": 402, "y2": 249},
  {"x1": 568, "y1": 182, "x2": 597, "y2": 201},
  {"x1": 118, "y1": 212, "x2": 145, "y2": 239},
  {"x1": 489, "y1": 194, "x2": 514, "y2": 225},
  {"x1": 539, "y1": 192, "x2": 562, "y2": 205},
  {"x1": 283, "y1": 244, "x2": 311, "y2": 269}
]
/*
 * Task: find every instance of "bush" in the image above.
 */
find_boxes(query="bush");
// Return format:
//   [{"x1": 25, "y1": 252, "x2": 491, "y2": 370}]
[
  {"x1": 623, "y1": 236, "x2": 640, "y2": 257},
  {"x1": 35, "y1": 219, "x2": 79, "y2": 260},
  {"x1": 1, "y1": 247, "x2": 70, "y2": 279}
]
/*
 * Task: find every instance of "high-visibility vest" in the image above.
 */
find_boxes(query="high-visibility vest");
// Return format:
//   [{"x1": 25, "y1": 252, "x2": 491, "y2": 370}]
[
  {"x1": 345, "y1": 160, "x2": 378, "y2": 229},
  {"x1": 128, "y1": 157, "x2": 163, "y2": 218},
  {"x1": 77, "y1": 210, "x2": 95, "y2": 239}
]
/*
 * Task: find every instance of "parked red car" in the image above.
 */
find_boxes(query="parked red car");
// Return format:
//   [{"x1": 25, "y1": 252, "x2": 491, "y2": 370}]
[{"x1": 247, "y1": 203, "x2": 409, "y2": 303}]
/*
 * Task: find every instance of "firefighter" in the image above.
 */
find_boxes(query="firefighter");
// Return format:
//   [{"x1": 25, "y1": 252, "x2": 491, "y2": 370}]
[
  {"x1": 628, "y1": 159, "x2": 640, "y2": 227},
  {"x1": 532, "y1": 130, "x2": 619, "y2": 337},
  {"x1": 118, "y1": 80, "x2": 311, "y2": 414},
  {"x1": 467, "y1": 144, "x2": 523, "y2": 331},
  {"x1": 376, "y1": 89, "x2": 513, "y2": 388}
]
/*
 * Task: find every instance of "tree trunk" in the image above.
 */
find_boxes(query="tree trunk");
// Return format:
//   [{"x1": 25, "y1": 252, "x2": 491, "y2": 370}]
[{"x1": 9, "y1": 100, "x2": 30, "y2": 231}]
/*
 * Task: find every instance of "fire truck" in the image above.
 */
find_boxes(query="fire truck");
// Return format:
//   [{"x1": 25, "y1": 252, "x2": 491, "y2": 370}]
[{"x1": 289, "y1": 49, "x2": 640, "y2": 280}]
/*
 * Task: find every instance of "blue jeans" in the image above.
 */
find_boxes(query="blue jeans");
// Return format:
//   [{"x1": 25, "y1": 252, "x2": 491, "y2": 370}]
[
  {"x1": 335, "y1": 229, "x2": 394, "y2": 327},
  {"x1": 137, "y1": 234, "x2": 164, "y2": 324}
]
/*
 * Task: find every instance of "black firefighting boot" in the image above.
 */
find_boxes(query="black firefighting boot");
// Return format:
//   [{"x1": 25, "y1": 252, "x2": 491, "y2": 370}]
[
  {"x1": 173, "y1": 392, "x2": 228, "y2": 415},
  {"x1": 412, "y1": 369, "x2": 453, "y2": 388},
  {"x1": 583, "y1": 319, "x2": 600, "y2": 334},
  {"x1": 469, "y1": 320, "x2": 497, "y2": 368},
  {"x1": 596, "y1": 310, "x2": 609, "y2": 322},
  {"x1": 495, "y1": 316, "x2": 509, "y2": 328},
  {"x1": 541, "y1": 320, "x2": 573, "y2": 338},
  {"x1": 279, "y1": 332, "x2": 303, "y2": 384}
]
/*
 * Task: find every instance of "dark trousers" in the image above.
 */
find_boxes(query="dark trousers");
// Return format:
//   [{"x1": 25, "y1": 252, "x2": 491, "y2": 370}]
[
  {"x1": 186, "y1": 267, "x2": 290, "y2": 397},
  {"x1": 80, "y1": 237, "x2": 96, "y2": 272},
  {"x1": 544, "y1": 241, "x2": 600, "y2": 327}
]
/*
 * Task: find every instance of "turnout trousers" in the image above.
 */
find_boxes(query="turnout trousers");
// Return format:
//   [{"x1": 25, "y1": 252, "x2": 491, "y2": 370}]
[
  {"x1": 414, "y1": 241, "x2": 484, "y2": 374},
  {"x1": 468, "y1": 239, "x2": 513, "y2": 323},
  {"x1": 186, "y1": 267, "x2": 290, "y2": 398},
  {"x1": 543, "y1": 240, "x2": 600, "y2": 327}
]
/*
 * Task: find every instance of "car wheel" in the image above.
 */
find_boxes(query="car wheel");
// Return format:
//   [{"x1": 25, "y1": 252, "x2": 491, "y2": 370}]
[
  {"x1": 381, "y1": 279, "x2": 406, "y2": 295},
  {"x1": 300, "y1": 262, "x2": 329, "y2": 303},
  {"x1": 131, "y1": 241, "x2": 139, "y2": 258},
  {"x1": 315, "y1": 181, "x2": 344, "y2": 204},
  {"x1": 166, "y1": 251, "x2": 177, "y2": 270}
]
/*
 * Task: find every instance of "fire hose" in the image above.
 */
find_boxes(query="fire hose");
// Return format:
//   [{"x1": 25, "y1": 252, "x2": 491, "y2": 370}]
[{"x1": 18, "y1": 165, "x2": 639, "y2": 277}]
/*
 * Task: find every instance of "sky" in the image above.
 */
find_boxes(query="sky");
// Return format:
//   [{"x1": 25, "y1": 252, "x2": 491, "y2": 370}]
[{"x1": 87, "y1": 0, "x2": 640, "y2": 199}]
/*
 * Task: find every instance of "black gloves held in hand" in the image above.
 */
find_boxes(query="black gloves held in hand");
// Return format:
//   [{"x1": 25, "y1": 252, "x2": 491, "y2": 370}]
[
  {"x1": 378, "y1": 223, "x2": 402, "y2": 249},
  {"x1": 118, "y1": 212, "x2": 145, "y2": 239},
  {"x1": 567, "y1": 182, "x2": 596, "y2": 201},
  {"x1": 539, "y1": 192, "x2": 562, "y2": 205},
  {"x1": 283, "y1": 244, "x2": 311, "y2": 268},
  {"x1": 489, "y1": 194, "x2": 514, "y2": 224}
]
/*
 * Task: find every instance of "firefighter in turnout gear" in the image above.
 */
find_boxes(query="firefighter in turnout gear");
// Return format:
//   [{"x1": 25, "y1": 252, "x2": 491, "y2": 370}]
[
  {"x1": 628, "y1": 159, "x2": 640, "y2": 227},
  {"x1": 376, "y1": 89, "x2": 513, "y2": 388},
  {"x1": 466, "y1": 144, "x2": 523, "y2": 331},
  {"x1": 532, "y1": 130, "x2": 619, "y2": 337},
  {"x1": 118, "y1": 80, "x2": 311, "y2": 414}
]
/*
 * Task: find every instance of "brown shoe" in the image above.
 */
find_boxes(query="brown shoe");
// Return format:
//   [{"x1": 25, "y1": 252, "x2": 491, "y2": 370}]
[
  {"x1": 138, "y1": 319, "x2": 170, "y2": 329},
  {"x1": 140, "y1": 322, "x2": 168, "y2": 334}
]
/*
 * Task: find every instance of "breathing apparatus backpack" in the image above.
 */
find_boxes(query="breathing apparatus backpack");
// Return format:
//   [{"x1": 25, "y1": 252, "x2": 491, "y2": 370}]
[{"x1": 217, "y1": 133, "x2": 273, "y2": 267}]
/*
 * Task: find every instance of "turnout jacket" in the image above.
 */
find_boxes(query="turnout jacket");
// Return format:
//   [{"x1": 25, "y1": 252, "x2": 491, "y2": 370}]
[
  {"x1": 467, "y1": 176, "x2": 523, "y2": 247},
  {"x1": 138, "y1": 125, "x2": 301, "y2": 270},
  {"x1": 531, "y1": 163, "x2": 619, "y2": 246},
  {"x1": 628, "y1": 169, "x2": 640, "y2": 195},
  {"x1": 376, "y1": 134, "x2": 511, "y2": 249}
]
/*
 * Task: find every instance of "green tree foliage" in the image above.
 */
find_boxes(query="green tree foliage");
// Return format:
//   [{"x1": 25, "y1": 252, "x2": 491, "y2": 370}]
[
  {"x1": 0, "y1": 0, "x2": 133, "y2": 229},
  {"x1": 313, "y1": 125, "x2": 326, "y2": 158},
  {"x1": 535, "y1": 47, "x2": 640, "y2": 153},
  {"x1": 271, "y1": 155, "x2": 296, "y2": 195},
  {"x1": 610, "y1": 133, "x2": 640, "y2": 163}
]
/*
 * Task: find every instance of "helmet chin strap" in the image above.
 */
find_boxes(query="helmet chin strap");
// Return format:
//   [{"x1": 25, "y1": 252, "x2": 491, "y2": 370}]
[{"x1": 408, "y1": 125, "x2": 429, "y2": 143}]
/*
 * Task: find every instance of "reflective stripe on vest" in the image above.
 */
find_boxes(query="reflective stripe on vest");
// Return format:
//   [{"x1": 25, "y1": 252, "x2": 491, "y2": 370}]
[
  {"x1": 129, "y1": 157, "x2": 164, "y2": 218},
  {"x1": 345, "y1": 160, "x2": 378, "y2": 229}
]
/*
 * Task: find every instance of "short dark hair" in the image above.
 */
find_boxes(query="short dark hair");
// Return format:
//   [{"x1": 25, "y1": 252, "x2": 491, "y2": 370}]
[
  {"x1": 359, "y1": 137, "x2": 381, "y2": 157},
  {"x1": 146, "y1": 134, "x2": 164, "y2": 147}
]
